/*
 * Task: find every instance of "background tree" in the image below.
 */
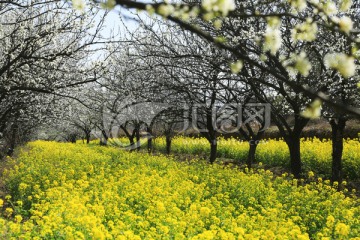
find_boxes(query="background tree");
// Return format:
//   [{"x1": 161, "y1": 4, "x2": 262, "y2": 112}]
[{"x1": 0, "y1": 0, "x2": 109, "y2": 153}]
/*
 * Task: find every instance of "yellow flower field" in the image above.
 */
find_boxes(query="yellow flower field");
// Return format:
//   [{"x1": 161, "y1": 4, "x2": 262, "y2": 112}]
[
  {"x1": 1, "y1": 141, "x2": 360, "y2": 239},
  {"x1": 153, "y1": 137, "x2": 360, "y2": 179}
]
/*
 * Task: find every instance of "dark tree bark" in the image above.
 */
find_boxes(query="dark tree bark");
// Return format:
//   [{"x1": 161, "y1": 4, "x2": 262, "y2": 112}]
[
  {"x1": 129, "y1": 136, "x2": 135, "y2": 148},
  {"x1": 120, "y1": 124, "x2": 135, "y2": 149},
  {"x1": 85, "y1": 130, "x2": 91, "y2": 144},
  {"x1": 135, "y1": 125, "x2": 141, "y2": 151},
  {"x1": 146, "y1": 126, "x2": 153, "y2": 154},
  {"x1": 239, "y1": 122, "x2": 265, "y2": 168},
  {"x1": 209, "y1": 139, "x2": 217, "y2": 164},
  {"x1": 100, "y1": 130, "x2": 108, "y2": 145},
  {"x1": 66, "y1": 133, "x2": 78, "y2": 143},
  {"x1": 283, "y1": 115, "x2": 308, "y2": 179},
  {"x1": 247, "y1": 141, "x2": 258, "y2": 168},
  {"x1": 165, "y1": 135, "x2": 172, "y2": 155},
  {"x1": 287, "y1": 136, "x2": 302, "y2": 178},
  {"x1": 199, "y1": 124, "x2": 218, "y2": 164},
  {"x1": 330, "y1": 117, "x2": 347, "y2": 184},
  {"x1": 6, "y1": 124, "x2": 17, "y2": 156}
]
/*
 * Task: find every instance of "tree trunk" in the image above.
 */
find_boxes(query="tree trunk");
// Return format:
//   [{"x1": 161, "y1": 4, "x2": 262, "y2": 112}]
[
  {"x1": 7, "y1": 125, "x2": 17, "y2": 156},
  {"x1": 209, "y1": 140, "x2": 217, "y2": 164},
  {"x1": 100, "y1": 130, "x2": 108, "y2": 146},
  {"x1": 246, "y1": 130, "x2": 264, "y2": 168},
  {"x1": 287, "y1": 136, "x2": 302, "y2": 178},
  {"x1": 85, "y1": 132, "x2": 91, "y2": 144},
  {"x1": 247, "y1": 142, "x2": 258, "y2": 168},
  {"x1": 166, "y1": 135, "x2": 172, "y2": 155},
  {"x1": 129, "y1": 137, "x2": 135, "y2": 148},
  {"x1": 70, "y1": 134, "x2": 77, "y2": 143},
  {"x1": 147, "y1": 135, "x2": 152, "y2": 154},
  {"x1": 330, "y1": 117, "x2": 346, "y2": 184},
  {"x1": 120, "y1": 125, "x2": 136, "y2": 149},
  {"x1": 147, "y1": 138, "x2": 152, "y2": 153},
  {"x1": 129, "y1": 128, "x2": 137, "y2": 152},
  {"x1": 135, "y1": 127, "x2": 140, "y2": 151},
  {"x1": 146, "y1": 126, "x2": 153, "y2": 154}
]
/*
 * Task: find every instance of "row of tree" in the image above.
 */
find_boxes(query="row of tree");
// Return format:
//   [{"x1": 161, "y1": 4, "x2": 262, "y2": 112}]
[{"x1": 0, "y1": 0, "x2": 109, "y2": 154}]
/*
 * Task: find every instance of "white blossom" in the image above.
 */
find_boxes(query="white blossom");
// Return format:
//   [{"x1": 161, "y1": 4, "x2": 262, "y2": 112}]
[
  {"x1": 295, "y1": 52, "x2": 312, "y2": 77},
  {"x1": 284, "y1": 52, "x2": 312, "y2": 77},
  {"x1": 72, "y1": 0, "x2": 86, "y2": 11},
  {"x1": 158, "y1": 4, "x2": 175, "y2": 17},
  {"x1": 260, "y1": 54, "x2": 268, "y2": 62},
  {"x1": 352, "y1": 47, "x2": 360, "y2": 58},
  {"x1": 101, "y1": 0, "x2": 116, "y2": 10},
  {"x1": 339, "y1": 0, "x2": 352, "y2": 12},
  {"x1": 301, "y1": 99, "x2": 322, "y2": 119},
  {"x1": 172, "y1": 5, "x2": 197, "y2": 21},
  {"x1": 202, "y1": 0, "x2": 235, "y2": 16},
  {"x1": 213, "y1": 19, "x2": 222, "y2": 29},
  {"x1": 264, "y1": 29, "x2": 282, "y2": 55},
  {"x1": 267, "y1": 17, "x2": 281, "y2": 28},
  {"x1": 230, "y1": 60, "x2": 243, "y2": 74},
  {"x1": 263, "y1": 17, "x2": 282, "y2": 55},
  {"x1": 338, "y1": 16, "x2": 353, "y2": 34},
  {"x1": 291, "y1": 20, "x2": 318, "y2": 42},
  {"x1": 146, "y1": 5, "x2": 155, "y2": 16},
  {"x1": 324, "y1": 53, "x2": 356, "y2": 78},
  {"x1": 323, "y1": 1, "x2": 338, "y2": 15},
  {"x1": 289, "y1": 0, "x2": 307, "y2": 11}
]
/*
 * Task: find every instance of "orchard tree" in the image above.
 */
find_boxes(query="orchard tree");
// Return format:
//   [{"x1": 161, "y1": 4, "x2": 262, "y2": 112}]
[
  {"x1": 316, "y1": 2, "x2": 360, "y2": 183},
  {"x1": 62, "y1": 97, "x2": 98, "y2": 144},
  {"x1": 86, "y1": 0, "x2": 360, "y2": 119},
  {"x1": 74, "y1": 0, "x2": 360, "y2": 178},
  {"x1": 0, "y1": 0, "x2": 109, "y2": 153},
  {"x1": 0, "y1": 92, "x2": 55, "y2": 155},
  {"x1": 127, "y1": 22, "x2": 244, "y2": 163}
]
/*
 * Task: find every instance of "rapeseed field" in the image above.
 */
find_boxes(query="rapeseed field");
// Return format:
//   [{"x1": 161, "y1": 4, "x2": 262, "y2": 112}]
[
  {"x1": 154, "y1": 137, "x2": 360, "y2": 179},
  {"x1": 1, "y1": 141, "x2": 359, "y2": 239}
]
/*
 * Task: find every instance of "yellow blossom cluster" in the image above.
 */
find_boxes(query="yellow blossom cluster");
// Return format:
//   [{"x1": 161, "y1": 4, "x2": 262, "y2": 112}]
[{"x1": 1, "y1": 141, "x2": 359, "y2": 239}]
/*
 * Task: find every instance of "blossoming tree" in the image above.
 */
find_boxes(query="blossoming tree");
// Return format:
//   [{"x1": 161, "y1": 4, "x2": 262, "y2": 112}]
[{"x1": 0, "y1": 0, "x2": 108, "y2": 153}]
